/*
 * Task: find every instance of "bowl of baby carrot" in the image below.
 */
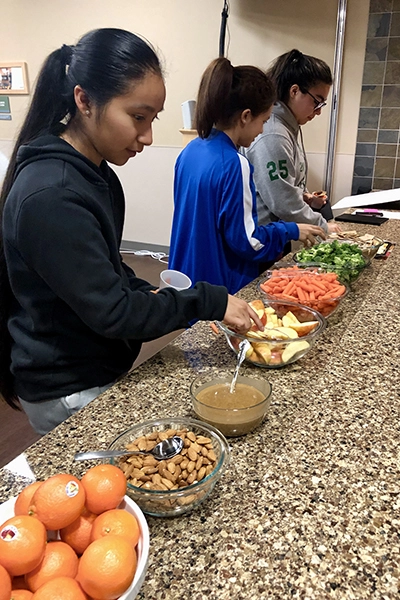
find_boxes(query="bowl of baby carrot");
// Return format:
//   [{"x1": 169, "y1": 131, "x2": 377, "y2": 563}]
[{"x1": 258, "y1": 265, "x2": 349, "y2": 318}]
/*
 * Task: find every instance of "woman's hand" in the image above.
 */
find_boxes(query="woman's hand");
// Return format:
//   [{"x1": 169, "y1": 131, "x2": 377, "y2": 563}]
[
  {"x1": 304, "y1": 191, "x2": 328, "y2": 209},
  {"x1": 222, "y1": 295, "x2": 263, "y2": 335},
  {"x1": 297, "y1": 223, "x2": 326, "y2": 247},
  {"x1": 311, "y1": 190, "x2": 327, "y2": 209},
  {"x1": 327, "y1": 222, "x2": 342, "y2": 234},
  {"x1": 303, "y1": 192, "x2": 314, "y2": 206}
]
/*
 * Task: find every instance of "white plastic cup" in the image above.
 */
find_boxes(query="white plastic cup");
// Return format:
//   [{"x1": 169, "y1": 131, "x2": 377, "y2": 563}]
[
  {"x1": 159, "y1": 269, "x2": 192, "y2": 291},
  {"x1": 181, "y1": 100, "x2": 196, "y2": 129}
]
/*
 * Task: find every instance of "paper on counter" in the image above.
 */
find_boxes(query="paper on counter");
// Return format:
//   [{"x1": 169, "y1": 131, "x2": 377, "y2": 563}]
[
  {"x1": 333, "y1": 187, "x2": 400, "y2": 210},
  {"x1": 378, "y1": 210, "x2": 400, "y2": 219},
  {"x1": 3, "y1": 454, "x2": 36, "y2": 481}
]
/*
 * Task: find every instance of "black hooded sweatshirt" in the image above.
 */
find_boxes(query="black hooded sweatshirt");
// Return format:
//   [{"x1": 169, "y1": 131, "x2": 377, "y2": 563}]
[{"x1": 3, "y1": 136, "x2": 228, "y2": 402}]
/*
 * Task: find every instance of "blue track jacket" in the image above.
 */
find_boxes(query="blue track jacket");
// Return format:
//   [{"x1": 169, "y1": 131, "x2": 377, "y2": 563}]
[{"x1": 169, "y1": 129, "x2": 300, "y2": 294}]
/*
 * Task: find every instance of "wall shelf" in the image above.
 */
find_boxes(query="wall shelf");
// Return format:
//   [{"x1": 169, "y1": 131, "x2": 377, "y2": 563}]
[{"x1": 179, "y1": 128, "x2": 197, "y2": 147}]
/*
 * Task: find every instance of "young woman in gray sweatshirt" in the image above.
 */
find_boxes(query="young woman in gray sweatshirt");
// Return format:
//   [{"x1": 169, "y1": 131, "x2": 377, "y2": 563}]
[{"x1": 245, "y1": 49, "x2": 341, "y2": 236}]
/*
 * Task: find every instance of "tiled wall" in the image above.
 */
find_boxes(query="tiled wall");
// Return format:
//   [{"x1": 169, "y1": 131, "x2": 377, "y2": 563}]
[{"x1": 352, "y1": 0, "x2": 400, "y2": 194}]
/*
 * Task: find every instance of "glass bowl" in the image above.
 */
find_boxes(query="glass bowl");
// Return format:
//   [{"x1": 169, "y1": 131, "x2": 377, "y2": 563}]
[
  {"x1": 190, "y1": 373, "x2": 272, "y2": 437},
  {"x1": 108, "y1": 417, "x2": 229, "y2": 517},
  {"x1": 293, "y1": 240, "x2": 369, "y2": 284},
  {"x1": 258, "y1": 266, "x2": 349, "y2": 318},
  {"x1": 216, "y1": 299, "x2": 326, "y2": 369}
]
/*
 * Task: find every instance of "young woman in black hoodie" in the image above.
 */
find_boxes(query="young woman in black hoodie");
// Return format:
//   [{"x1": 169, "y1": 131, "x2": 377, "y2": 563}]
[{"x1": 0, "y1": 28, "x2": 263, "y2": 434}]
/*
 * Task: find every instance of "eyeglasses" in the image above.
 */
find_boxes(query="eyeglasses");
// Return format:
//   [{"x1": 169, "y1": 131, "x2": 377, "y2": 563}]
[{"x1": 304, "y1": 90, "x2": 327, "y2": 111}]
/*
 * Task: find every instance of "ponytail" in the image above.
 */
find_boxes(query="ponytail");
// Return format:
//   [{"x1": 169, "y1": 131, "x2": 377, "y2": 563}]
[
  {"x1": 267, "y1": 49, "x2": 332, "y2": 104},
  {"x1": 1, "y1": 47, "x2": 75, "y2": 204},
  {"x1": 195, "y1": 57, "x2": 276, "y2": 139}
]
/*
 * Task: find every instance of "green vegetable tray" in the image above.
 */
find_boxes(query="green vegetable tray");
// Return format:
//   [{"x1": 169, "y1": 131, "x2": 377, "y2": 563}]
[{"x1": 293, "y1": 240, "x2": 370, "y2": 284}]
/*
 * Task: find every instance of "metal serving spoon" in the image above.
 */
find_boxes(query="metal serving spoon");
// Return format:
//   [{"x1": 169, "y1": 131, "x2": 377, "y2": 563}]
[
  {"x1": 74, "y1": 435, "x2": 184, "y2": 462},
  {"x1": 230, "y1": 339, "x2": 251, "y2": 394}
]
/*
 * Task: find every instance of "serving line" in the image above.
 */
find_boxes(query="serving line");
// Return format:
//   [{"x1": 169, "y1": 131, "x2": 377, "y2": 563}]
[{"x1": 0, "y1": 218, "x2": 399, "y2": 599}]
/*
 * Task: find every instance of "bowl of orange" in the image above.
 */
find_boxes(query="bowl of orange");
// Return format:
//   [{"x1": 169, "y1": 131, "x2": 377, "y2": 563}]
[{"x1": 0, "y1": 467, "x2": 150, "y2": 600}]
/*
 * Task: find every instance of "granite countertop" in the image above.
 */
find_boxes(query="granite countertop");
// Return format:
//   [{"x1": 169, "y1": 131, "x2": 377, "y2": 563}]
[{"x1": 1, "y1": 219, "x2": 399, "y2": 599}]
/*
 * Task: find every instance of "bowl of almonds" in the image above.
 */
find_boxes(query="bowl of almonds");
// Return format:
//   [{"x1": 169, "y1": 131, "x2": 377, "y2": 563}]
[{"x1": 108, "y1": 417, "x2": 230, "y2": 517}]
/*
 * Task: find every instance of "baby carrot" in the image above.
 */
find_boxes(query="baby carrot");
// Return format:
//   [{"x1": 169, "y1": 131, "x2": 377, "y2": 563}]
[
  {"x1": 210, "y1": 322, "x2": 220, "y2": 335},
  {"x1": 297, "y1": 286, "x2": 307, "y2": 303},
  {"x1": 282, "y1": 280, "x2": 297, "y2": 296}
]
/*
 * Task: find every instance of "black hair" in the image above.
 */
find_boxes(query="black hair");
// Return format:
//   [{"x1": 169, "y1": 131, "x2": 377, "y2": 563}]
[
  {"x1": 195, "y1": 57, "x2": 276, "y2": 139},
  {"x1": 267, "y1": 49, "x2": 332, "y2": 104},
  {"x1": 0, "y1": 28, "x2": 162, "y2": 409}
]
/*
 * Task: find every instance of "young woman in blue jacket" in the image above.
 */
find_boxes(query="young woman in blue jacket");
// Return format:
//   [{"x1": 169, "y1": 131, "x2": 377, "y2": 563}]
[{"x1": 169, "y1": 57, "x2": 325, "y2": 295}]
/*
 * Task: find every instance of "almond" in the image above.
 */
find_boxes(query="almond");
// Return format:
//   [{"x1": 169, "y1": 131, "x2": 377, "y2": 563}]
[
  {"x1": 167, "y1": 462, "x2": 176, "y2": 474},
  {"x1": 197, "y1": 466, "x2": 207, "y2": 481},
  {"x1": 161, "y1": 477, "x2": 174, "y2": 489},
  {"x1": 187, "y1": 471, "x2": 197, "y2": 485},
  {"x1": 196, "y1": 436, "x2": 212, "y2": 445},
  {"x1": 187, "y1": 461, "x2": 196, "y2": 474},
  {"x1": 188, "y1": 447, "x2": 198, "y2": 462}
]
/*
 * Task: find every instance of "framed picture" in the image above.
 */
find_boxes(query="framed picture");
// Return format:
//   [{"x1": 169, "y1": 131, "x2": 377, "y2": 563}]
[{"x1": 0, "y1": 62, "x2": 29, "y2": 94}]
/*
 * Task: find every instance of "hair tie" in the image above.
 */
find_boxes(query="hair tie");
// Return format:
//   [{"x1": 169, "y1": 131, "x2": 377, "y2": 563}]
[
  {"x1": 60, "y1": 44, "x2": 73, "y2": 66},
  {"x1": 294, "y1": 52, "x2": 302, "y2": 62}
]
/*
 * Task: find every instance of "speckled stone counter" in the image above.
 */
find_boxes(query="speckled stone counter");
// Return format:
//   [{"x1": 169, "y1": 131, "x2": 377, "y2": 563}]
[{"x1": 1, "y1": 219, "x2": 400, "y2": 599}]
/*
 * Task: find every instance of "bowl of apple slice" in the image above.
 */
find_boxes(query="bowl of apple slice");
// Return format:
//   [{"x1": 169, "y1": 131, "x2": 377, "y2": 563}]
[{"x1": 216, "y1": 298, "x2": 326, "y2": 368}]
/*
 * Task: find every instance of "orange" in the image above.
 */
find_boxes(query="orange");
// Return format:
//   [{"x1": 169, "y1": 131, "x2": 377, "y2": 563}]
[
  {"x1": 60, "y1": 508, "x2": 97, "y2": 555},
  {"x1": 77, "y1": 535, "x2": 137, "y2": 600},
  {"x1": 11, "y1": 591, "x2": 33, "y2": 600},
  {"x1": 91, "y1": 509, "x2": 140, "y2": 548},
  {"x1": 0, "y1": 515, "x2": 46, "y2": 576},
  {"x1": 0, "y1": 564, "x2": 12, "y2": 600},
  {"x1": 25, "y1": 540, "x2": 79, "y2": 592},
  {"x1": 30, "y1": 576, "x2": 88, "y2": 600},
  {"x1": 81, "y1": 465, "x2": 126, "y2": 515},
  {"x1": 29, "y1": 473, "x2": 85, "y2": 530},
  {"x1": 14, "y1": 482, "x2": 43, "y2": 516}
]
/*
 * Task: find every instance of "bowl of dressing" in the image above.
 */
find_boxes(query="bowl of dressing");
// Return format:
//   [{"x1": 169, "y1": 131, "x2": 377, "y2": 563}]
[{"x1": 190, "y1": 373, "x2": 272, "y2": 437}]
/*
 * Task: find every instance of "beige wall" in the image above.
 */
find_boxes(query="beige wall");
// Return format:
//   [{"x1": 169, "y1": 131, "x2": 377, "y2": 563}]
[{"x1": 0, "y1": 0, "x2": 369, "y2": 246}]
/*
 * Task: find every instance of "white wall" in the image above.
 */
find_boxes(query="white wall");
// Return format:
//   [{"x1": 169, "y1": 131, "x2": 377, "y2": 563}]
[
  {"x1": 113, "y1": 147, "x2": 180, "y2": 247},
  {"x1": 0, "y1": 0, "x2": 369, "y2": 246}
]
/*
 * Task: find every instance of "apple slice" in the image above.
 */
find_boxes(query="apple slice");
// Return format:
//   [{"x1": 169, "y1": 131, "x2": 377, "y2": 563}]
[
  {"x1": 245, "y1": 344, "x2": 255, "y2": 360},
  {"x1": 246, "y1": 330, "x2": 268, "y2": 339},
  {"x1": 266, "y1": 313, "x2": 279, "y2": 327},
  {"x1": 252, "y1": 342, "x2": 272, "y2": 364},
  {"x1": 248, "y1": 299, "x2": 267, "y2": 328},
  {"x1": 282, "y1": 311, "x2": 301, "y2": 327},
  {"x1": 248, "y1": 299, "x2": 265, "y2": 312},
  {"x1": 289, "y1": 321, "x2": 319, "y2": 337},
  {"x1": 273, "y1": 326, "x2": 298, "y2": 339},
  {"x1": 269, "y1": 350, "x2": 283, "y2": 364},
  {"x1": 281, "y1": 340, "x2": 310, "y2": 363}
]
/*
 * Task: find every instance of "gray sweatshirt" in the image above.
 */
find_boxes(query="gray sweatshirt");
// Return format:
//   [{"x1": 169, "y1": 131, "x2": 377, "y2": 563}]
[{"x1": 244, "y1": 101, "x2": 328, "y2": 233}]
